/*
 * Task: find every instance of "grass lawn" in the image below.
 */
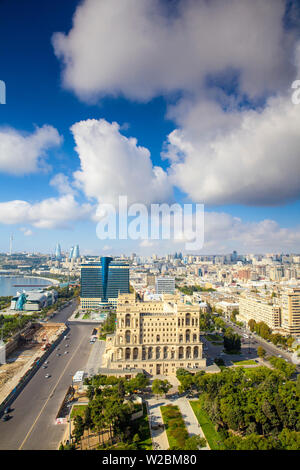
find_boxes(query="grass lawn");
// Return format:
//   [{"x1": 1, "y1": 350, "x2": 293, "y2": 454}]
[
  {"x1": 70, "y1": 404, "x2": 88, "y2": 419},
  {"x1": 232, "y1": 359, "x2": 257, "y2": 365},
  {"x1": 190, "y1": 399, "x2": 226, "y2": 450},
  {"x1": 161, "y1": 404, "x2": 188, "y2": 450}
]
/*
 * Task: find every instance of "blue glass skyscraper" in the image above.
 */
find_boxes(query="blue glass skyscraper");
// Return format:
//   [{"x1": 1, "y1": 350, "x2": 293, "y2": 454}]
[{"x1": 80, "y1": 256, "x2": 129, "y2": 309}]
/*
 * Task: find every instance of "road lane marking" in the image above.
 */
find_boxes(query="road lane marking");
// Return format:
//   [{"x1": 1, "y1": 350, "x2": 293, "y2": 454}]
[{"x1": 19, "y1": 329, "x2": 88, "y2": 450}]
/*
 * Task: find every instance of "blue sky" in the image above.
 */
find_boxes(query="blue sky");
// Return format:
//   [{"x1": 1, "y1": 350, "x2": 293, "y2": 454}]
[{"x1": 0, "y1": 0, "x2": 300, "y2": 256}]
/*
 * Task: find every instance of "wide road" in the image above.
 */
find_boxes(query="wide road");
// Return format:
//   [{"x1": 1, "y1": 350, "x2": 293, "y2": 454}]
[
  {"x1": 223, "y1": 319, "x2": 299, "y2": 367},
  {"x1": 0, "y1": 299, "x2": 99, "y2": 450},
  {"x1": 205, "y1": 318, "x2": 300, "y2": 372}
]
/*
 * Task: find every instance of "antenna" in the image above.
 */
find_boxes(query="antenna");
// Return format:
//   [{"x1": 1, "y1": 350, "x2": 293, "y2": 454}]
[{"x1": 9, "y1": 234, "x2": 13, "y2": 255}]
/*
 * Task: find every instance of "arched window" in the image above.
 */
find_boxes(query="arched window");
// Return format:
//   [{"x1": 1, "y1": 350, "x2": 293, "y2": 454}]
[
  {"x1": 125, "y1": 348, "x2": 131, "y2": 359},
  {"x1": 194, "y1": 346, "x2": 199, "y2": 358},
  {"x1": 125, "y1": 330, "x2": 131, "y2": 344},
  {"x1": 125, "y1": 314, "x2": 131, "y2": 327},
  {"x1": 185, "y1": 329, "x2": 191, "y2": 342},
  {"x1": 186, "y1": 313, "x2": 191, "y2": 326},
  {"x1": 186, "y1": 346, "x2": 192, "y2": 359},
  {"x1": 133, "y1": 347, "x2": 138, "y2": 360},
  {"x1": 179, "y1": 346, "x2": 184, "y2": 359},
  {"x1": 156, "y1": 347, "x2": 161, "y2": 359}
]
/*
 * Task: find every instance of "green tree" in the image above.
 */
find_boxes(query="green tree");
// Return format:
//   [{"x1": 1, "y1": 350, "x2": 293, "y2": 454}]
[
  {"x1": 248, "y1": 319, "x2": 256, "y2": 332},
  {"x1": 72, "y1": 415, "x2": 85, "y2": 448},
  {"x1": 257, "y1": 346, "x2": 266, "y2": 358},
  {"x1": 278, "y1": 429, "x2": 300, "y2": 450},
  {"x1": 152, "y1": 379, "x2": 172, "y2": 397},
  {"x1": 184, "y1": 435, "x2": 207, "y2": 449},
  {"x1": 224, "y1": 328, "x2": 241, "y2": 353}
]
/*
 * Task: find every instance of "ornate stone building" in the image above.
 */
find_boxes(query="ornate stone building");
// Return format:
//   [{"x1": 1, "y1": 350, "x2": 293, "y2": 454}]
[{"x1": 104, "y1": 292, "x2": 206, "y2": 376}]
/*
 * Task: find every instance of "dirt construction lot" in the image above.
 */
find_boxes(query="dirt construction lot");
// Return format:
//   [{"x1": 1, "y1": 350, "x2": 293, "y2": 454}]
[{"x1": 0, "y1": 323, "x2": 65, "y2": 399}]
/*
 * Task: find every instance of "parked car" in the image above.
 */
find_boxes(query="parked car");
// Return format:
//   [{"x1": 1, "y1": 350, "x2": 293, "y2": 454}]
[
  {"x1": 4, "y1": 407, "x2": 11, "y2": 414},
  {"x1": 45, "y1": 374, "x2": 51, "y2": 379}
]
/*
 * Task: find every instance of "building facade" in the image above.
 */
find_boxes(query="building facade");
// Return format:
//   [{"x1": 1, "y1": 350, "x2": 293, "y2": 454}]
[
  {"x1": 155, "y1": 276, "x2": 175, "y2": 295},
  {"x1": 281, "y1": 288, "x2": 300, "y2": 336},
  {"x1": 238, "y1": 293, "x2": 281, "y2": 330},
  {"x1": 104, "y1": 293, "x2": 206, "y2": 376},
  {"x1": 80, "y1": 257, "x2": 129, "y2": 309},
  {"x1": 238, "y1": 289, "x2": 300, "y2": 336}
]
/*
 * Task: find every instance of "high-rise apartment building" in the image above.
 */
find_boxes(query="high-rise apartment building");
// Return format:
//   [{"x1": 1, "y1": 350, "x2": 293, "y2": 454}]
[
  {"x1": 238, "y1": 293, "x2": 281, "y2": 330},
  {"x1": 104, "y1": 293, "x2": 206, "y2": 376},
  {"x1": 269, "y1": 265, "x2": 284, "y2": 281},
  {"x1": 80, "y1": 256, "x2": 129, "y2": 309},
  {"x1": 239, "y1": 289, "x2": 300, "y2": 336},
  {"x1": 155, "y1": 276, "x2": 175, "y2": 295},
  {"x1": 281, "y1": 288, "x2": 300, "y2": 336}
]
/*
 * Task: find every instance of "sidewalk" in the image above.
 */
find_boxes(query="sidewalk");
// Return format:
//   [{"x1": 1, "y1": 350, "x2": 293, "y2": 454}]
[
  {"x1": 85, "y1": 340, "x2": 106, "y2": 377},
  {"x1": 145, "y1": 394, "x2": 210, "y2": 450},
  {"x1": 145, "y1": 397, "x2": 170, "y2": 450},
  {"x1": 176, "y1": 397, "x2": 210, "y2": 450}
]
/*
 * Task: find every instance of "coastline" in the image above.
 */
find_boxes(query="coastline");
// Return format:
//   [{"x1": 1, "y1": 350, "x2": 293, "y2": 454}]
[
  {"x1": 0, "y1": 275, "x2": 60, "y2": 297},
  {"x1": 23, "y1": 275, "x2": 60, "y2": 285}
]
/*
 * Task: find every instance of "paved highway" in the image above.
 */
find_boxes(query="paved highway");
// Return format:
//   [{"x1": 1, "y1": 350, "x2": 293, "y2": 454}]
[
  {"x1": 223, "y1": 319, "x2": 298, "y2": 365},
  {"x1": 202, "y1": 319, "x2": 299, "y2": 372},
  {"x1": 0, "y1": 299, "x2": 99, "y2": 450}
]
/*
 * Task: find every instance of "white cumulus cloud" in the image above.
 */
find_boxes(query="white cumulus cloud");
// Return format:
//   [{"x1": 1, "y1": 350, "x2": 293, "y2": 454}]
[
  {"x1": 164, "y1": 92, "x2": 300, "y2": 205},
  {"x1": 0, "y1": 125, "x2": 62, "y2": 175},
  {"x1": 0, "y1": 195, "x2": 93, "y2": 229},
  {"x1": 53, "y1": 0, "x2": 295, "y2": 102},
  {"x1": 71, "y1": 118, "x2": 172, "y2": 206}
]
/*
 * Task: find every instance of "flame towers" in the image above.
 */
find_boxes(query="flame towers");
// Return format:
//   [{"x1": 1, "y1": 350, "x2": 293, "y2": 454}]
[{"x1": 55, "y1": 243, "x2": 62, "y2": 261}]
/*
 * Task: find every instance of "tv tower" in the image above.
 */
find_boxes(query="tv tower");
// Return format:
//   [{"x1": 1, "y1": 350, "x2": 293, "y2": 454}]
[{"x1": 9, "y1": 234, "x2": 13, "y2": 255}]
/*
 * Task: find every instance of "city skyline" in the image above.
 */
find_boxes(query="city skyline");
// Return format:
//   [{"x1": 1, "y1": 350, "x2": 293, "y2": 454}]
[
  {"x1": 1, "y1": 1, "x2": 300, "y2": 454},
  {"x1": 1, "y1": 0, "x2": 300, "y2": 255}
]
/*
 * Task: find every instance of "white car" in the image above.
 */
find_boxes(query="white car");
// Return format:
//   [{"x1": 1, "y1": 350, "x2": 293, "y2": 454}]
[{"x1": 45, "y1": 374, "x2": 51, "y2": 379}]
